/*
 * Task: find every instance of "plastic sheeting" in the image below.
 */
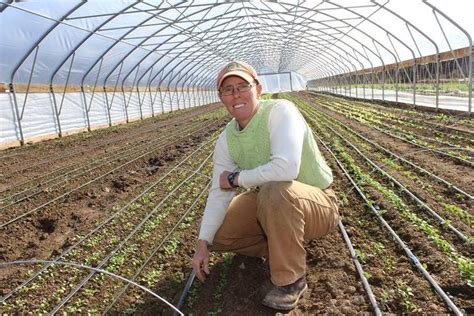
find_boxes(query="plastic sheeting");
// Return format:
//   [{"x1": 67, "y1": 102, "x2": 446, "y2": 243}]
[
  {"x1": 2, "y1": 1, "x2": 472, "y2": 86},
  {"x1": 0, "y1": 0, "x2": 472, "y2": 147}
]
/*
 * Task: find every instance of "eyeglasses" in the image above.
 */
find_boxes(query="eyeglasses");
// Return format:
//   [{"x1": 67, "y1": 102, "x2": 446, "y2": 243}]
[{"x1": 219, "y1": 83, "x2": 255, "y2": 96}]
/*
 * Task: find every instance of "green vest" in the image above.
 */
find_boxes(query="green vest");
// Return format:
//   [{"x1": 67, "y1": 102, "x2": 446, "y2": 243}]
[{"x1": 225, "y1": 99, "x2": 333, "y2": 189}]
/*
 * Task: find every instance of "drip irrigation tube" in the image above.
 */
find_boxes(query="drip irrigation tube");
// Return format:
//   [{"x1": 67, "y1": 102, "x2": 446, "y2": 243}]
[
  {"x1": 338, "y1": 221, "x2": 382, "y2": 316},
  {"x1": 0, "y1": 105, "x2": 216, "y2": 175},
  {"x1": 0, "y1": 117, "x2": 208, "y2": 200},
  {"x1": 0, "y1": 105, "x2": 221, "y2": 198},
  {"x1": 102, "y1": 181, "x2": 211, "y2": 314},
  {"x1": 310, "y1": 92, "x2": 474, "y2": 140},
  {"x1": 314, "y1": 109, "x2": 470, "y2": 243},
  {"x1": 0, "y1": 118, "x2": 216, "y2": 207},
  {"x1": 0, "y1": 120, "x2": 219, "y2": 227},
  {"x1": 318, "y1": 93, "x2": 473, "y2": 148},
  {"x1": 314, "y1": 106, "x2": 473, "y2": 200},
  {"x1": 0, "y1": 260, "x2": 183, "y2": 316},
  {"x1": 173, "y1": 271, "x2": 196, "y2": 316},
  {"x1": 0, "y1": 138, "x2": 216, "y2": 303},
  {"x1": 47, "y1": 152, "x2": 213, "y2": 314},
  {"x1": 316, "y1": 96, "x2": 474, "y2": 167},
  {"x1": 313, "y1": 131, "x2": 463, "y2": 315}
]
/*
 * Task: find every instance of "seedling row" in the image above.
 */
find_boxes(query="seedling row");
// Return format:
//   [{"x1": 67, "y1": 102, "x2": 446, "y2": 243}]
[
  {"x1": 282, "y1": 92, "x2": 473, "y2": 313},
  {"x1": 1, "y1": 92, "x2": 472, "y2": 314},
  {"x1": 1, "y1": 131, "x2": 218, "y2": 313},
  {"x1": 0, "y1": 109, "x2": 227, "y2": 228},
  {"x1": 311, "y1": 93, "x2": 473, "y2": 165}
]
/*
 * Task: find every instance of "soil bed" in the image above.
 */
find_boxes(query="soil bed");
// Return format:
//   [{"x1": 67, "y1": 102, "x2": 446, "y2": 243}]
[{"x1": 1, "y1": 94, "x2": 472, "y2": 314}]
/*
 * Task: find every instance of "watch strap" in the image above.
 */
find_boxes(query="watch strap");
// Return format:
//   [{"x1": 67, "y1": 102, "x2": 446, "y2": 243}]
[{"x1": 227, "y1": 172, "x2": 239, "y2": 188}]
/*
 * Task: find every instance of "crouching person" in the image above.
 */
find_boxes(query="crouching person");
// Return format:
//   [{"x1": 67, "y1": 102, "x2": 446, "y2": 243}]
[{"x1": 192, "y1": 61, "x2": 340, "y2": 311}]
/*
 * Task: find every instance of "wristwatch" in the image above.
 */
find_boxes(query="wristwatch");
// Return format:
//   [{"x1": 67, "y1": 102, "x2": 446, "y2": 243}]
[{"x1": 227, "y1": 172, "x2": 240, "y2": 188}]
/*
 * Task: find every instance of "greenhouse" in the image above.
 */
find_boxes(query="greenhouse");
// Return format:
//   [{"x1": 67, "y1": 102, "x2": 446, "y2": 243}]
[{"x1": 0, "y1": 0, "x2": 472, "y2": 314}]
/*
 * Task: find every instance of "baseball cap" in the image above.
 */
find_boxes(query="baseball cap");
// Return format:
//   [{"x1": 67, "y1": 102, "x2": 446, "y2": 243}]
[{"x1": 216, "y1": 61, "x2": 259, "y2": 90}]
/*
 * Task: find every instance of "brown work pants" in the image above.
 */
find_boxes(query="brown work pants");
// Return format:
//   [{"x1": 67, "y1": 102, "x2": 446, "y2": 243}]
[{"x1": 211, "y1": 181, "x2": 340, "y2": 286}]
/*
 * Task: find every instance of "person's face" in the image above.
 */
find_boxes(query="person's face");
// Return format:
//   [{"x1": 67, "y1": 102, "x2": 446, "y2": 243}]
[{"x1": 218, "y1": 76, "x2": 262, "y2": 129}]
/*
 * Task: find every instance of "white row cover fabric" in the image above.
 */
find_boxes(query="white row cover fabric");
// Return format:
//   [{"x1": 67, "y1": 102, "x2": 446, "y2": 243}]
[
  {"x1": 309, "y1": 88, "x2": 474, "y2": 112},
  {"x1": 0, "y1": 91, "x2": 208, "y2": 147}
]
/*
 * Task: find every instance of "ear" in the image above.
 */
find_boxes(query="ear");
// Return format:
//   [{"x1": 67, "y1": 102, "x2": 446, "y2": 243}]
[
  {"x1": 218, "y1": 92, "x2": 224, "y2": 103},
  {"x1": 256, "y1": 83, "x2": 263, "y2": 96}
]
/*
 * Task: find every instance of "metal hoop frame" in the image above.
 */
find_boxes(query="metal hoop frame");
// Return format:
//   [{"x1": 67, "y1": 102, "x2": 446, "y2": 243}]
[{"x1": 1, "y1": 0, "x2": 472, "y2": 145}]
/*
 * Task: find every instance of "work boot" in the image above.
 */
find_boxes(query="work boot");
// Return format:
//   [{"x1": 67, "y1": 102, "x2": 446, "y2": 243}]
[{"x1": 262, "y1": 276, "x2": 307, "y2": 310}]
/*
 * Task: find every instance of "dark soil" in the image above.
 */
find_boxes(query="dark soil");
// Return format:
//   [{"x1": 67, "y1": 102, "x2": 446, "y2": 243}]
[{"x1": 0, "y1": 94, "x2": 472, "y2": 315}]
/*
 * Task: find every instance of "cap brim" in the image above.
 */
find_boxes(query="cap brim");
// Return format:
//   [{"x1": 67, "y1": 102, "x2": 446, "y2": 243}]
[{"x1": 217, "y1": 71, "x2": 254, "y2": 89}]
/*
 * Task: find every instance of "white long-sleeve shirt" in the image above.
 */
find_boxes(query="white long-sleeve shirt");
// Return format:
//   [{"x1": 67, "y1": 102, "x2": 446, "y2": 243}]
[{"x1": 198, "y1": 99, "x2": 308, "y2": 244}]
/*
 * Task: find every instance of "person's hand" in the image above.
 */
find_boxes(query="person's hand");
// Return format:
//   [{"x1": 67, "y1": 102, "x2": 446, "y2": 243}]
[
  {"x1": 220, "y1": 171, "x2": 238, "y2": 189},
  {"x1": 192, "y1": 239, "x2": 210, "y2": 282}
]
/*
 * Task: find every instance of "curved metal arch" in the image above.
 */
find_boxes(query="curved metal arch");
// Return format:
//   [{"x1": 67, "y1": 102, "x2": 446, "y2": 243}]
[
  {"x1": 236, "y1": 16, "x2": 374, "y2": 76},
  {"x1": 3, "y1": 1, "x2": 173, "y2": 83},
  {"x1": 371, "y1": 0, "x2": 441, "y2": 107},
  {"x1": 178, "y1": 42, "x2": 343, "y2": 96},
  {"x1": 5, "y1": 1, "x2": 86, "y2": 146},
  {"x1": 186, "y1": 50, "x2": 332, "y2": 97},
  {"x1": 134, "y1": 5, "x2": 251, "y2": 95},
  {"x1": 7, "y1": 1, "x2": 87, "y2": 83},
  {"x1": 49, "y1": 1, "x2": 140, "y2": 84},
  {"x1": 127, "y1": 2, "x2": 352, "y2": 91},
  {"x1": 143, "y1": 0, "x2": 388, "y2": 94},
  {"x1": 127, "y1": 3, "x2": 249, "y2": 110},
  {"x1": 422, "y1": 0, "x2": 472, "y2": 112},
  {"x1": 328, "y1": 0, "x2": 417, "y2": 102},
  {"x1": 246, "y1": 0, "x2": 329, "y2": 70},
  {"x1": 79, "y1": 1, "x2": 184, "y2": 87},
  {"x1": 310, "y1": 0, "x2": 467, "y2": 111},
  {"x1": 101, "y1": 0, "x2": 212, "y2": 87},
  {"x1": 121, "y1": 3, "x2": 249, "y2": 90},
  {"x1": 291, "y1": 3, "x2": 396, "y2": 100},
  {"x1": 160, "y1": 27, "x2": 351, "y2": 98},
  {"x1": 281, "y1": 2, "x2": 393, "y2": 78},
  {"x1": 159, "y1": 4, "x2": 375, "y2": 90},
  {"x1": 211, "y1": 1, "x2": 395, "y2": 78}
]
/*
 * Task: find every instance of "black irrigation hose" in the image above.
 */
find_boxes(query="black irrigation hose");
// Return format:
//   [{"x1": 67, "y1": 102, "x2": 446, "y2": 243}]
[
  {"x1": 309, "y1": 108, "x2": 470, "y2": 243},
  {"x1": 314, "y1": 96, "x2": 474, "y2": 167},
  {"x1": 313, "y1": 127, "x2": 463, "y2": 315},
  {"x1": 174, "y1": 271, "x2": 196, "y2": 316},
  {"x1": 0, "y1": 139, "x2": 216, "y2": 303},
  {"x1": 320, "y1": 95, "x2": 474, "y2": 149},
  {"x1": 425, "y1": 121, "x2": 474, "y2": 138},
  {"x1": 329, "y1": 99, "x2": 474, "y2": 153},
  {"x1": 337, "y1": 221, "x2": 381, "y2": 316},
  {"x1": 311, "y1": 92, "x2": 474, "y2": 140},
  {"x1": 0, "y1": 120, "x2": 219, "y2": 227},
  {"x1": 47, "y1": 153, "x2": 213, "y2": 314},
  {"x1": 0, "y1": 116, "x2": 207, "y2": 199},
  {"x1": 169, "y1": 212, "x2": 382, "y2": 316},
  {"x1": 324, "y1": 97, "x2": 474, "y2": 153},
  {"x1": 0, "y1": 106, "x2": 219, "y2": 195},
  {"x1": 0, "y1": 118, "x2": 214, "y2": 206},
  {"x1": 0, "y1": 260, "x2": 183, "y2": 316},
  {"x1": 102, "y1": 181, "x2": 211, "y2": 314},
  {"x1": 312, "y1": 106, "x2": 473, "y2": 200},
  {"x1": 0, "y1": 104, "x2": 215, "y2": 170}
]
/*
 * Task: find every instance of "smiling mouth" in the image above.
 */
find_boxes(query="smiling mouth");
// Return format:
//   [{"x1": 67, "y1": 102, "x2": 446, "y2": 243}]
[{"x1": 233, "y1": 103, "x2": 245, "y2": 109}]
